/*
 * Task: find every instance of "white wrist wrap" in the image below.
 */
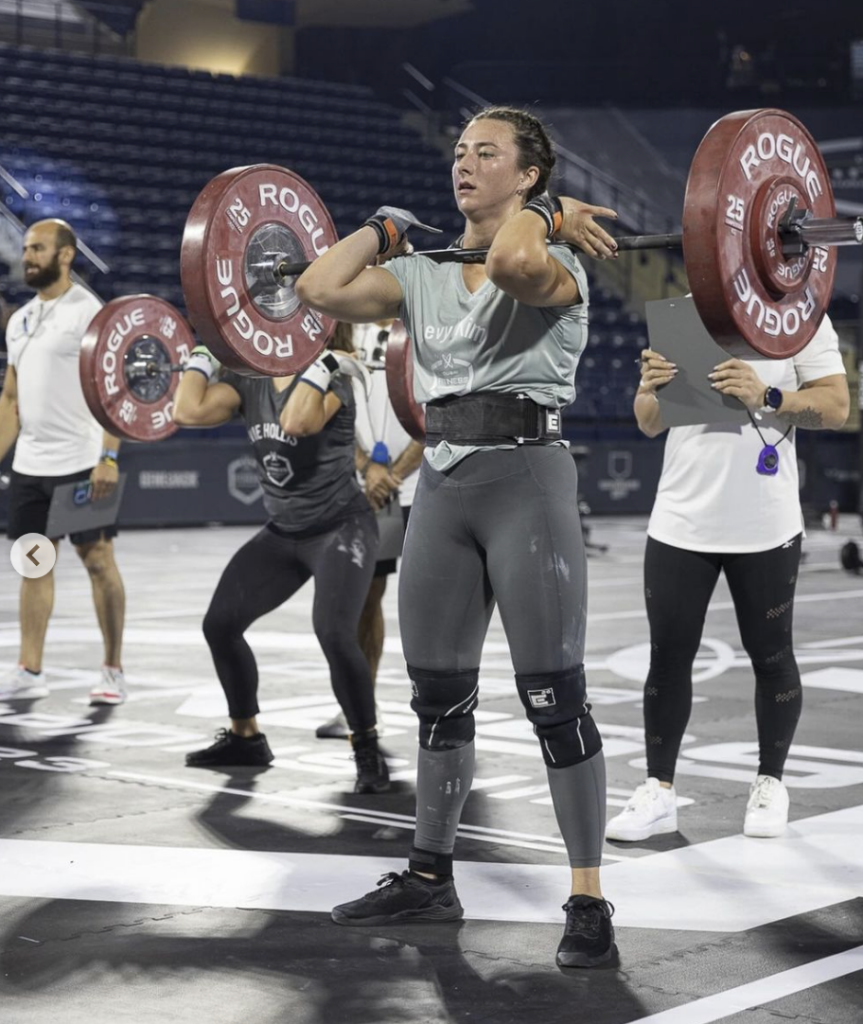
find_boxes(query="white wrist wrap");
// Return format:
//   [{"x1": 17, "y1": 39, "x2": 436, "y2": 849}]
[
  {"x1": 184, "y1": 353, "x2": 218, "y2": 381},
  {"x1": 299, "y1": 353, "x2": 339, "y2": 393}
]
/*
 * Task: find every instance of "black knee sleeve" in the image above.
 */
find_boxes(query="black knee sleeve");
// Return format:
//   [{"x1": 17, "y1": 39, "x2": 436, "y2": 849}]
[
  {"x1": 515, "y1": 665, "x2": 602, "y2": 768},
  {"x1": 408, "y1": 666, "x2": 478, "y2": 750}
]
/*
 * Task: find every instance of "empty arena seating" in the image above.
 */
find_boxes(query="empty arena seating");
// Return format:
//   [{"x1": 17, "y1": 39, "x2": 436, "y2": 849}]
[{"x1": 0, "y1": 44, "x2": 648, "y2": 433}]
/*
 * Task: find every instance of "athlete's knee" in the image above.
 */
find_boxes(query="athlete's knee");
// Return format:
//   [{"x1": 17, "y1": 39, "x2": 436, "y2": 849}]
[
  {"x1": 408, "y1": 665, "x2": 478, "y2": 750},
  {"x1": 203, "y1": 602, "x2": 244, "y2": 649},
  {"x1": 315, "y1": 625, "x2": 362, "y2": 669},
  {"x1": 515, "y1": 665, "x2": 602, "y2": 768},
  {"x1": 76, "y1": 539, "x2": 114, "y2": 578},
  {"x1": 746, "y1": 638, "x2": 797, "y2": 676}
]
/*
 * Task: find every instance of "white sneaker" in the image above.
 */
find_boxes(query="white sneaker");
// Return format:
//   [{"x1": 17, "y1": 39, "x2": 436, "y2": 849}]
[
  {"x1": 316, "y1": 710, "x2": 348, "y2": 739},
  {"x1": 315, "y1": 705, "x2": 385, "y2": 740},
  {"x1": 605, "y1": 777, "x2": 678, "y2": 841},
  {"x1": 744, "y1": 775, "x2": 789, "y2": 838},
  {"x1": 89, "y1": 666, "x2": 127, "y2": 706},
  {"x1": 0, "y1": 666, "x2": 49, "y2": 700}
]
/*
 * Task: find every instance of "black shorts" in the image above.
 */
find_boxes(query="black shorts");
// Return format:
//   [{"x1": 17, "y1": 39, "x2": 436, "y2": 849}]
[
  {"x1": 7, "y1": 469, "x2": 119, "y2": 544},
  {"x1": 373, "y1": 504, "x2": 411, "y2": 578}
]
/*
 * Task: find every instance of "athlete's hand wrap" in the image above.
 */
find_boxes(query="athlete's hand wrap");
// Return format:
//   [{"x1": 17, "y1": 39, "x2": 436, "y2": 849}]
[
  {"x1": 523, "y1": 193, "x2": 564, "y2": 238},
  {"x1": 184, "y1": 345, "x2": 221, "y2": 382},
  {"x1": 363, "y1": 205, "x2": 442, "y2": 255},
  {"x1": 299, "y1": 352, "x2": 340, "y2": 393}
]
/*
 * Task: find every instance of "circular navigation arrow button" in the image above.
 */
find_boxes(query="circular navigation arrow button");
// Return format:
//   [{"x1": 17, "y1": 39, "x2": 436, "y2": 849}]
[{"x1": 10, "y1": 533, "x2": 56, "y2": 579}]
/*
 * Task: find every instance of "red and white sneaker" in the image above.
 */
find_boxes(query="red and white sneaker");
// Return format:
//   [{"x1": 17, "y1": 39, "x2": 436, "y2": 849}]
[{"x1": 89, "y1": 666, "x2": 127, "y2": 706}]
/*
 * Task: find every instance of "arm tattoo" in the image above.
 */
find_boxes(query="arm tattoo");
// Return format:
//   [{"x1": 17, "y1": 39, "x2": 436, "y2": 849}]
[{"x1": 779, "y1": 406, "x2": 824, "y2": 429}]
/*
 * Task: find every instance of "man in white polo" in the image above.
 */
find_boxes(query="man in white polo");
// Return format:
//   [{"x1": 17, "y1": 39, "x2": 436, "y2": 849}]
[{"x1": 0, "y1": 219, "x2": 127, "y2": 704}]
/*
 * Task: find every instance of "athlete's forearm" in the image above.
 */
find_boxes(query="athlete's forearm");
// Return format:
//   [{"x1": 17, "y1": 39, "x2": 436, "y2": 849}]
[
  {"x1": 391, "y1": 440, "x2": 424, "y2": 480},
  {"x1": 295, "y1": 230, "x2": 400, "y2": 322}
]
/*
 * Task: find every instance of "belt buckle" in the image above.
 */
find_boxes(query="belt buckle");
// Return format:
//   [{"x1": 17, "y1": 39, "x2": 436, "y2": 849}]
[{"x1": 516, "y1": 404, "x2": 560, "y2": 444}]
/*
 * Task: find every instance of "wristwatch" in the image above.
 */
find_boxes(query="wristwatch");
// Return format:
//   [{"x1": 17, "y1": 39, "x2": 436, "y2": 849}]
[{"x1": 764, "y1": 386, "x2": 784, "y2": 411}]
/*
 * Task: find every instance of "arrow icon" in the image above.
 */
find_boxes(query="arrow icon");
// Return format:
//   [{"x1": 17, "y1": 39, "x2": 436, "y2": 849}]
[{"x1": 26, "y1": 545, "x2": 40, "y2": 566}]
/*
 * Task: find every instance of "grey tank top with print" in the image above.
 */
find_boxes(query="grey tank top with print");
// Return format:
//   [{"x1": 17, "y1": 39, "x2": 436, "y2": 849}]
[
  {"x1": 382, "y1": 244, "x2": 589, "y2": 470},
  {"x1": 222, "y1": 371, "x2": 367, "y2": 534}
]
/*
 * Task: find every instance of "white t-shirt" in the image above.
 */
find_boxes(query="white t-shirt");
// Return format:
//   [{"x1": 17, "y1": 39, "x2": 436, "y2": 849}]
[
  {"x1": 6, "y1": 283, "x2": 104, "y2": 476},
  {"x1": 648, "y1": 314, "x2": 845, "y2": 553},
  {"x1": 351, "y1": 322, "x2": 419, "y2": 507}
]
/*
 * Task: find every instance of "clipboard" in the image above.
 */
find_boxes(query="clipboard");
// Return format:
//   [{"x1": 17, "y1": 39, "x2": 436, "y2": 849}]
[
  {"x1": 45, "y1": 472, "x2": 127, "y2": 539},
  {"x1": 644, "y1": 296, "x2": 750, "y2": 428}
]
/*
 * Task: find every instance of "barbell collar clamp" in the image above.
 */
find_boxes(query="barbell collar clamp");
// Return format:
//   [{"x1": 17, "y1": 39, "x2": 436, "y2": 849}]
[{"x1": 125, "y1": 360, "x2": 185, "y2": 378}]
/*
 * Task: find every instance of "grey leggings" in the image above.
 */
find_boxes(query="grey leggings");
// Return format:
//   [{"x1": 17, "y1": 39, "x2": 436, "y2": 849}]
[{"x1": 399, "y1": 446, "x2": 606, "y2": 869}]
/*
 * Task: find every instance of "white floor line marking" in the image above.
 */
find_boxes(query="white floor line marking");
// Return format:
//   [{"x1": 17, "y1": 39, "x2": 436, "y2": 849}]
[
  {"x1": 104, "y1": 769, "x2": 584, "y2": 851},
  {"x1": 339, "y1": 816, "x2": 572, "y2": 855},
  {"x1": 9, "y1": 778, "x2": 863, "y2": 927},
  {"x1": 801, "y1": 635, "x2": 863, "y2": 649},
  {"x1": 800, "y1": 667, "x2": 863, "y2": 693},
  {"x1": 0, "y1": 808, "x2": 857, "y2": 927},
  {"x1": 624, "y1": 945, "x2": 863, "y2": 1024}
]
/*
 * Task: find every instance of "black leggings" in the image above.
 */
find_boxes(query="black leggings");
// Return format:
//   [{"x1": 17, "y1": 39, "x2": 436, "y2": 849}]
[
  {"x1": 203, "y1": 512, "x2": 378, "y2": 731},
  {"x1": 643, "y1": 534, "x2": 803, "y2": 783}
]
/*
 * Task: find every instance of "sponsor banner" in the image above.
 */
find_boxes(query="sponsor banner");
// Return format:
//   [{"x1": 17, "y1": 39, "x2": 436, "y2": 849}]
[
  {"x1": 573, "y1": 440, "x2": 664, "y2": 515},
  {"x1": 573, "y1": 434, "x2": 860, "y2": 515},
  {"x1": 0, "y1": 435, "x2": 857, "y2": 525},
  {"x1": 0, "y1": 440, "x2": 266, "y2": 529}
]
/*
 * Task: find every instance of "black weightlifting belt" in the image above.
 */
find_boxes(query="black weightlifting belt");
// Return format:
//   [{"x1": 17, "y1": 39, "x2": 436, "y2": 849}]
[{"x1": 424, "y1": 393, "x2": 562, "y2": 447}]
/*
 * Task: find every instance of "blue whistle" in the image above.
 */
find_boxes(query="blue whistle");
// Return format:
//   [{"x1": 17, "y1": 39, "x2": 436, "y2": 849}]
[{"x1": 371, "y1": 441, "x2": 390, "y2": 465}]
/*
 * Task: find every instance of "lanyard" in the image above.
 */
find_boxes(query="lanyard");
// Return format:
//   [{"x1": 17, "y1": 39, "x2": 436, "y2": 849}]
[
  {"x1": 17, "y1": 287, "x2": 73, "y2": 365},
  {"x1": 745, "y1": 408, "x2": 792, "y2": 476}
]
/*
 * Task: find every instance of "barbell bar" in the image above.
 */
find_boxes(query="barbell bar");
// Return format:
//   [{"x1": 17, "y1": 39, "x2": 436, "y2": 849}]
[{"x1": 267, "y1": 215, "x2": 863, "y2": 279}]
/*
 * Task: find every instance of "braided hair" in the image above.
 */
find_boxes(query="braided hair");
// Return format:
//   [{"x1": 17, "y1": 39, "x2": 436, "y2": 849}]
[{"x1": 468, "y1": 106, "x2": 556, "y2": 201}]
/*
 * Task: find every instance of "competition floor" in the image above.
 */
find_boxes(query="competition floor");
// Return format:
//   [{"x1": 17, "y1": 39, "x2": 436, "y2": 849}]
[{"x1": 1, "y1": 515, "x2": 862, "y2": 1024}]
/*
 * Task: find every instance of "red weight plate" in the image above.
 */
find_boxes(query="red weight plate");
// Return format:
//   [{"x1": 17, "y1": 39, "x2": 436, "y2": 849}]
[
  {"x1": 181, "y1": 164, "x2": 337, "y2": 376},
  {"x1": 384, "y1": 322, "x2": 425, "y2": 442},
  {"x1": 682, "y1": 109, "x2": 836, "y2": 358},
  {"x1": 80, "y1": 295, "x2": 194, "y2": 442}
]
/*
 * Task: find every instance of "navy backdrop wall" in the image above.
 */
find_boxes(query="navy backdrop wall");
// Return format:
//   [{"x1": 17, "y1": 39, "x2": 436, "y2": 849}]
[{"x1": 1, "y1": 433, "x2": 857, "y2": 529}]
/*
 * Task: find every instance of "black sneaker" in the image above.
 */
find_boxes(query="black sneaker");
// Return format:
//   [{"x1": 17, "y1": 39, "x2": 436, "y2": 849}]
[
  {"x1": 185, "y1": 728, "x2": 274, "y2": 768},
  {"x1": 556, "y1": 895, "x2": 616, "y2": 967},
  {"x1": 332, "y1": 871, "x2": 464, "y2": 926},
  {"x1": 351, "y1": 733, "x2": 390, "y2": 794}
]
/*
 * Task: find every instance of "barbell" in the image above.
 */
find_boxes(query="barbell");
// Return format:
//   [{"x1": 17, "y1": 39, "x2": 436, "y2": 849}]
[
  {"x1": 179, "y1": 107, "x2": 862, "y2": 376},
  {"x1": 81, "y1": 107, "x2": 861, "y2": 443}
]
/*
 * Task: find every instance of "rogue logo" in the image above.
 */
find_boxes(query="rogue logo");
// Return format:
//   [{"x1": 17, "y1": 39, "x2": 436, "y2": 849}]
[
  {"x1": 215, "y1": 258, "x2": 296, "y2": 357},
  {"x1": 739, "y1": 132, "x2": 823, "y2": 202},
  {"x1": 101, "y1": 307, "x2": 146, "y2": 396},
  {"x1": 258, "y1": 184, "x2": 330, "y2": 257},
  {"x1": 732, "y1": 268, "x2": 817, "y2": 336}
]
